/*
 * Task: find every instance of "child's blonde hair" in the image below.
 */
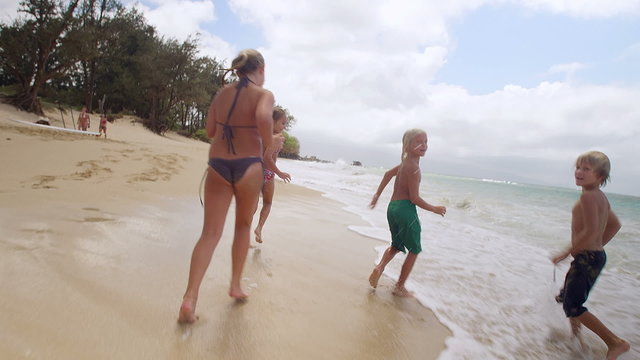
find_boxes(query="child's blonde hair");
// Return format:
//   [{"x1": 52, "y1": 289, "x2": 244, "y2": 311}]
[
  {"x1": 273, "y1": 106, "x2": 286, "y2": 122},
  {"x1": 401, "y1": 128, "x2": 427, "y2": 161},
  {"x1": 576, "y1": 151, "x2": 611, "y2": 186}
]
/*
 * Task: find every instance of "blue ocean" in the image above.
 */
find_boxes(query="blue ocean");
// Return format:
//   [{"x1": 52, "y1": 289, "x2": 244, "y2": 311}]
[{"x1": 278, "y1": 158, "x2": 639, "y2": 360}]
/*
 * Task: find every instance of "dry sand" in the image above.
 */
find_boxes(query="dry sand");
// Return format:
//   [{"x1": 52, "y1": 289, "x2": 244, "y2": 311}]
[{"x1": 0, "y1": 102, "x2": 450, "y2": 359}]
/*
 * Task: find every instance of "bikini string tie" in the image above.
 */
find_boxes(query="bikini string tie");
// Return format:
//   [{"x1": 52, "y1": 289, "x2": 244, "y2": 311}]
[{"x1": 222, "y1": 77, "x2": 253, "y2": 155}]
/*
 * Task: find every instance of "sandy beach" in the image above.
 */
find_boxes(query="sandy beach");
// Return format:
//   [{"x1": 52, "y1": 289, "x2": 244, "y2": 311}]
[{"x1": 0, "y1": 103, "x2": 450, "y2": 360}]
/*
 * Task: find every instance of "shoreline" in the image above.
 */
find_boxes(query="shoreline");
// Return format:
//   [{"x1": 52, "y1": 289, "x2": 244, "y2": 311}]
[{"x1": 0, "y1": 103, "x2": 450, "y2": 359}]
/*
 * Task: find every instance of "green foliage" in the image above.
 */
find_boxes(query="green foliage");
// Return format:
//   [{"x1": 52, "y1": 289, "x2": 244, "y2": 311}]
[
  {"x1": 0, "y1": 0, "x2": 302, "y2": 151},
  {"x1": 0, "y1": 84, "x2": 19, "y2": 95},
  {"x1": 193, "y1": 129, "x2": 210, "y2": 143},
  {"x1": 280, "y1": 131, "x2": 300, "y2": 158},
  {"x1": 0, "y1": 0, "x2": 85, "y2": 113}
]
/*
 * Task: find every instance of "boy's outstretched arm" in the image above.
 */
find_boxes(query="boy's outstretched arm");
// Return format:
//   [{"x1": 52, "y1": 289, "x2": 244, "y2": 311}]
[
  {"x1": 551, "y1": 248, "x2": 572, "y2": 264},
  {"x1": 370, "y1": 165, "x2": 399, "y2": 208},
  {"x1": 263, "y1": 137, "x2": 291, "y2": 183}
]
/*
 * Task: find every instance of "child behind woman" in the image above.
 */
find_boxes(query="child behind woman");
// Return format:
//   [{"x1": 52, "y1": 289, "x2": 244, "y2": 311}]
[
  {"x1": 368, "y1": 129, "x2": 446, "y2": 297},
  {"x1": 254, "y1": 107, "x2": 292, "y2": 243}
]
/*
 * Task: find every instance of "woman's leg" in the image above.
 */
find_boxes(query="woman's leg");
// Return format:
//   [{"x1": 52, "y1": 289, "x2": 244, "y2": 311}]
[
  {"x1": 178, "y1": 169, "x2": 234, "y2": 323},
  {"x1": 254, "y1": 180, "x2": 275, "y2": 243},
  {"x1": 229, "y1": 162, "x2": 263, "y2": 299}
]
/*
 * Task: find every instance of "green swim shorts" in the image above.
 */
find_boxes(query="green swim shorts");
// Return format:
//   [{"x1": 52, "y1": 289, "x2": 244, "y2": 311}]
[{"x1": 387, "y1": 200, "x2": 422, "y2": 254}]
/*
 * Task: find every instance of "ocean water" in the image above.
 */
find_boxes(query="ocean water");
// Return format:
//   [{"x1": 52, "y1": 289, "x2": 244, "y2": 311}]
[{"x1": 277, "y1": 158, "x2": 640, "y2": 360}]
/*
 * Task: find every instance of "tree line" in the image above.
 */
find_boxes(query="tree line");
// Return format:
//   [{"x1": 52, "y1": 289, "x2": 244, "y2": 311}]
[{"x1": 0, "y1": 0, "x2": 300, "y2": 157}]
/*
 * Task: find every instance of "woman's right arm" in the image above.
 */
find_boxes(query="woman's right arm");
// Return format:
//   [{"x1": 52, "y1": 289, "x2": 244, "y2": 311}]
[{"x1": 255, "y1": 90, "x2": 274, "y2": 151}]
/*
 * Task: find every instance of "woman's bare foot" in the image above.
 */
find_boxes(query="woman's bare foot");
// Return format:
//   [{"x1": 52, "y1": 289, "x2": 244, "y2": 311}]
[
  {"x1": 254, "y1": 228, "x2": 263, "y2": 243},
  {"x1": 392, "y1": 285, "x2": 414, "y2": 298},
  {"x1": 178, "y1": 297, "x2": 198, "y2": 324},
  {"x1": 369, "y1": 268, "x2": 382, "y2": 288},
  {"x1": 229, "y1": 286, "x2": 249, "y2": 300},
  {"x1": 607, "y1": 339, "x2": 630, "y2": 360}
]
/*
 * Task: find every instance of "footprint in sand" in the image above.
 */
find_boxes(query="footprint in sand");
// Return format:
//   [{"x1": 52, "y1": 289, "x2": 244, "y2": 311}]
[
  {"x1": 127, "y1": 153, "x2": 183, "y2": 183},
  {"x1": 81, "y1": 217, "x2": 114, "y2": 223},
  {"x1": 21, "y1": 228, "x2": 55, "y2": 234},
  {"x1": 30, "y1": 175, "x2": 57, "y2": 189},
  {"x1": 69, "y1": 160, "x2": 112, "y2": 180}
]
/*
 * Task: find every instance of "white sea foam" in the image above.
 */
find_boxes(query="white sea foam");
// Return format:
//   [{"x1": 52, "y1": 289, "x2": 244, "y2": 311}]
[{"x1": 278, "y1": 158, "x2": 640, "y2": 360}]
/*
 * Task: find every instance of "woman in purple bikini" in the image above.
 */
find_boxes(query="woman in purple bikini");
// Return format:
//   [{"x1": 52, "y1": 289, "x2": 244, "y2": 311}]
[{"x1": 178, "y1": 49, "x2": 274, "y2": 324}]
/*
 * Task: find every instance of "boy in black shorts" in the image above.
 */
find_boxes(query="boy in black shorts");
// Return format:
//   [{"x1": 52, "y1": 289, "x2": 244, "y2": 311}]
[{"x1": 552, "y1": 151, "x2": 629, "y2": 359}]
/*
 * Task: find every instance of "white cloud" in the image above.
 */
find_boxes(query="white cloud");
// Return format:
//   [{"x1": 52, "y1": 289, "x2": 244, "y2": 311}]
[
  {"x1": 194, "y1": 32, "x2": 236, "y2": 61},
  {"x1": 618, "y1": 42, "x2": 640, "y2": 61},
  {"x1": 544, "y1": 62, "x2": 589, "y2": 82},
  {"x1": 0, "y1": 0, "x2": 21, "y2": 23},
  {"x1": 4, "y1": 0, "x2": 639, "y2": 194},
  {"x1": 517, "y1": 0, "x2": 640, "y2": 18},
  {"x1": 219, "y1": 0, "x2": 640, "y2": 194},
  {"x1": 422, "y1": 82, "x2": 640, "y2": 158},
  {"x1": 129, "y1": 0, "x2": 236, "y2": 58},
  {"x1": 132, "y1": 0, "x2": 214, "y2": 40}
]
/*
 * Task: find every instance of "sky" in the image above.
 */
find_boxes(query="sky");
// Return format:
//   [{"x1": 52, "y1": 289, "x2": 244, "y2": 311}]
[{"x1": 2, "y1": 0, "x2": 639, "y2": 196}]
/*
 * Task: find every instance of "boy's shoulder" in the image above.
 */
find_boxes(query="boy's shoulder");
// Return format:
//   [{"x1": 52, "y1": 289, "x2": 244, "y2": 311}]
[
  {"x1": 579, "y1": 188, "x2": 609, "y2": 207},
  {"x1": 401, "y1": 157, "x2": 419, "y2": 167},
  {"x1": 399, "y1": 158, "x2": 419, "y2": 174}
]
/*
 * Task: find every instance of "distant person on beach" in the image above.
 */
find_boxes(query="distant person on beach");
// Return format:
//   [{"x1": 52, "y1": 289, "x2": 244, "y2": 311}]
[
  {"x1": 368, "y1": 129, "x2": 446, "y2": 297},
  {"x1": 178, "y1": 49, "x2": 274, "y2": 324},
  {"x1": 98, "y1": 114, "x2": 108, "y2": 138},
  {"x1": 551, "y1": 151, "x2": 630, "y2": 359},
  {"x1": 77, "y1": 106, "x2": 90, "y2": 131},
  {"x1": 254, "y1": 106, "x2": 291, "y2": 244}
]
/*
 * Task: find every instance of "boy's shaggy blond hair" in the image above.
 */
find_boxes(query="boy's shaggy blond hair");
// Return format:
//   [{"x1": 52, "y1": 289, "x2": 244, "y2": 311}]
[
  {"x1": 401, "y1": 129, "x2": 426, "y2": 161},
  {"x1": 576, "y1": 151, "x2": 611, "y2": 186}
]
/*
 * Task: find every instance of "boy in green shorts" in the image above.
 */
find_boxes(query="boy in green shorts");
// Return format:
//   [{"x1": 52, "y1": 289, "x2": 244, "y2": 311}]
[{"x1": 368, "y1": 129, "x2": 446, "y2": 297}]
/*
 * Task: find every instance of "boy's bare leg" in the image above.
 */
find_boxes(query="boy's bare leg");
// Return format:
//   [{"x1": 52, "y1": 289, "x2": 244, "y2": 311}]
[
  {"x1": 576, "y1": 312, "x2": 630, "y2": 359},
  {"x1": 570, "y1": 317, "x2": 582, "y2": 336},
  {"x1": 569, "y1": 317, "x2": 590, "y2": 351},
  {"x1": 229, "y1": 226, "x2": 250, "y2": 299},
  {"x1": 253, "y1": 203, "x2": 268, "y2": 243},
  {"x1": 254, "y1": 181, "x2": 274, "y2": 243},
  {"x1": 369, "y1": 246, "x2": 400, "y2": 288},
  {"x1": 392, "y1": 286, "x2": 413, "y2": 297},
  {"x1": 178, "y1": 296, "x2": 198, "y2": 324},
  {"x1": 393, "y1": 252, "x2": 417, "y2": 297}
]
